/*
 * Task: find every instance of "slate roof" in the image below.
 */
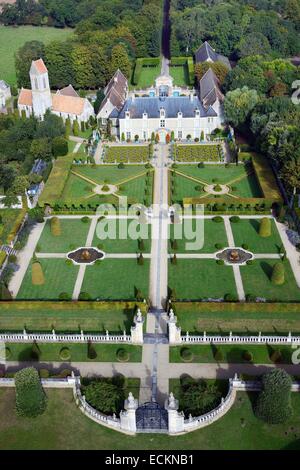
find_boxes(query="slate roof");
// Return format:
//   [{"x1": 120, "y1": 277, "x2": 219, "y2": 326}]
[
  {"x1": 195, "y1": 41, "x2": 231, "y2": 69},
  {"x1": 100, "y1": 69, "x2": 128, "y2": 114},
  {"x1": 199, "y1": 68, "x2": 224, "y2": 109},
  {"x1": 0, "y1": 80, "x2": 10, "y2": 91},
  {"x1": 111, "y1": 96, "x2": 217, "y2": 119}
]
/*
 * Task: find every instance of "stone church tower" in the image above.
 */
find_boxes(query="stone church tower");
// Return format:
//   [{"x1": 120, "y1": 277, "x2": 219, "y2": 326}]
[{"x1": 30, "y1": 59, "x2": 52, "y2": 119}]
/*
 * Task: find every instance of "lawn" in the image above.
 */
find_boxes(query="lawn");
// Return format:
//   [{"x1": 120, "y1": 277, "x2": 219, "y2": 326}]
[
  {"x1": 0, "y1": 25, "x2": 73, "y2": 85},
  {"x1": 231, "y1": 219, "x2": 283, "y2": 253},
  {"x1": 169, "y1": 344, "x2": 292, "y2": 364},
  {"x1": 0, "y1": 301, "x2": 146, "y2": 333},
  {"x1": 241, "y1": 259, "x2": 300, "y2": 302},
  {"x1": 61, "y1": 165, "x2": 153, "y2": 206},
  {"x1": 5, "y1": 343, "x2": 142, "y2": 363},
  {"x1": 81, "y1": 259, "x2": 150, "y2": 300},
  {"x1": 172, "y1": 163, "x2": 263, "y2": 200},
  {"x1": 93, "y1": 218, "x2": 151, "y2": 253},
  {"x1": 1, "y1": 388, "x2": 300, "y2": 449},
  {"x1": 168, "y1": 259, "x2": 237, "y2": 300},
  {"x1": 133, "y1": 64, "x2": 161, "y2": 89},
  {"x1": 37, "y1": 218, "x2": 91, "y2": 253},
  {"x1": 17, "y1": 259, "x2": 79, "y2": 300},
  {"x1": 169, "y1": 65, "x2": 189, "y2": 86},
  {"x1": 173, "y1": 302, "x2": 300, "y2": 335},
  {"x1": 168, "y1": 218, "x2": 227, "y2": 253}
]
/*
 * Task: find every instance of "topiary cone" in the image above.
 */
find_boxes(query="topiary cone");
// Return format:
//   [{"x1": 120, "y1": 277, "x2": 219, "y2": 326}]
[
  {"x1": 271, "y1": 262, "x2": 285, "y2": 285},
  {"x1": 32, "y1": 262, "x2": 45, "y2": 286},
  {"x1": 259, "y1": 217, "x2": 271, "y2": 238}
]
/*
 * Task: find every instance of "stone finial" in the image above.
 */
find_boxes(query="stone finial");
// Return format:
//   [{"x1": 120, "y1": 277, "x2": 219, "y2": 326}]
[
  {"x1": 106, "y1": 330, "x2": 109, "y2": 336},
  {"x1": 136, "y1": 309, "x2": 142, "y2": 322},
  {"x1": 234, "y1": 373, "x2": 238, "y2": 380},
  {"x1": 169, "y1": 309, "x2": 175, "y2": 321},
  {"x1": 189, "y1": 414, "x2": 193, "y2": 423},
  {"x1": 128, "y1": 392, "x2": 135, "y2": 405},
  {"x1": 169, "y1": 392, "x2": 176, "y2": 408}
]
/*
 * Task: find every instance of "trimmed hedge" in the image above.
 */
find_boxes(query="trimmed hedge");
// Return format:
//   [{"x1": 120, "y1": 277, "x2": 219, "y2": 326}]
[
  {"x1": 271, "y1": 262, "x2": 285, "y2": 285},
  {"x1": 32, "y1": 262, "x2": 45, "y2": 286},
  {"x1": 15, "y1": 367, "x2": 47, "y2": 418},
  {"x1": 39, "y1": 154, "x2": 73, "y2": 207},
  {"x1": 132, "y1": 57, "x2": 160, "y2": 85},
  {"x1": 0, "y1": 250, "x2": 7, "y2": 267},
  {"x1": 51, "y1": 217, "x2": 61, "y2": 236},
  {"x1": 259, "y1": 217, "x2": 271, "y2": 237},
  {"x1": 169, "y1": 57, "x2": 194, "y2": 85}
]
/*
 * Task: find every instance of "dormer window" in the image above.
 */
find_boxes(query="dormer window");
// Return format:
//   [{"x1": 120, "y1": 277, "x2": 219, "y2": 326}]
[
  {"x1": 125, "y1": 111, "x2": 130, "y2": 119},
  {"x1": 143, "y1": 112, "x2": 148, "y2": 119},
  {"x1": 160, "y1": 108, "x2": 165, "y2": 118},
  {"x1": 178, "y1": 112, "x2": 182, "y2": 118},
  {"x1": 195, "y1": 109, "x2": 200, "y2": 117}
]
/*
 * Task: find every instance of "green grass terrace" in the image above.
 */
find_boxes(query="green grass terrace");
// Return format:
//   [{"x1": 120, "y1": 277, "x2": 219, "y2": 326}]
[
  {"x1": 0, "y1": 388, "x2": 300, "y2": 449},
  {"x1": 171, "y1": 302, "x2": 300, "y2": 335},
  {"x1": 0, "y1": 301, "x2": 146, "y2": 334}
]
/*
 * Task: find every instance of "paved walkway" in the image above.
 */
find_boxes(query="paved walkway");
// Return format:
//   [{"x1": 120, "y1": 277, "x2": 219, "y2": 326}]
[
  {"x1": 94, "y1": 141, "x2": 103, "y2": 164},
  {"x1": 275, "y1": 219, "x2": 300, "y2": 288},
  {"x1": 9, "y1": 221, "x2": 46, "y2": 298}
]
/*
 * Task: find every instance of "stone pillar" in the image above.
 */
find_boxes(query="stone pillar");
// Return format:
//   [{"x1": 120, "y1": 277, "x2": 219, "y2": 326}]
[
  {"x1": 165, "y1": 392, "x2": 184, "y2": 434},
  {"x1": 168, "y1": 309, "x2": 182, "y2": 345},
  {"x1": 120, "y1": 392, "x2": 138, "y2": 434},
  {"x1": 131, "y1": 309, "x2": 144, "y2": 345}
]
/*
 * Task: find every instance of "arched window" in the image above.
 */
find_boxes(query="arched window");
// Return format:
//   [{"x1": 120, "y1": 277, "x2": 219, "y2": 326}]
[{"x1": 35, "y1": 78, "x2": 38, "y2": 90}]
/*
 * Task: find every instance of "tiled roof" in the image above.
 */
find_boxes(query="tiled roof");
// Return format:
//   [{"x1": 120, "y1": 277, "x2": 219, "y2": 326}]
[
  {"x1": 18, "y1": 88, "x2": 33, "y2": 106},
  {"x1": 31, "y1": 58, "x2": 48, "y2": 75},
  {"x1": 112, "y1": 96, "x2": 217, "y2": 119},
  {"x1": 51, "y1": 94, "x2": 85, "y2": 115},
  {"x1": 57, "y1": 85, "x2": 79, "y2": 98}
]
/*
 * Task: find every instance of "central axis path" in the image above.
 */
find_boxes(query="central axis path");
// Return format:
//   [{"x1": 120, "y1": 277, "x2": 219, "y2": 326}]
[{"x1": 141, "y1": 144, "x2": 170, "y2": 405}]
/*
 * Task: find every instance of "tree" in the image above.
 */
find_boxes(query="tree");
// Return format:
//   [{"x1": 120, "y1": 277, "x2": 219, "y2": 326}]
[
  {"x1": 73, "y1": 120, "x2": 80, "y2": 137},
  {"x1": 84, "y1": 379, "x2": 124, "y2": 415},
  {"x1": 224, "y1": 87, "x2": 259, "y2": 127},
  {"x1": 271, "y1": 262, "x2": 285, "y2": 285},
  {"x1": 180, "y1": 378, "x2": 221, "y2": 417},
  {"x1": 10, "y1": 175, "x2": 29, "y2": 195},
  {"x1": 281, "y1": 160, "x2": 300, "y2": 192},
  {"x1": 30, "y1": 138, "x2": 52, "y2": 161},
  {"x1": 52, "y1": 137, "x2": 68, "y2": 157},
  {"x1": 259, "y1": 218, "x2": 271, "y2": 237},
  {"x1": 237, "y1": 33, "x2": 271, "y2": 58},
  {"x1": 110, "y1": 44, "x2": 131, "y2": 80},
  {"x1": 15, "y1": 41, "x2": 45, "y2": 88},
  {"x1": 15, "y1": 367, "x2": 47, "y2": 418},
  {"x1": 195, "y1": 61, "x2": 229, "y2": 85},
  {"x1": 255, "y1": 369, "x2": 292, "y2": 424},
  {"x1": 65, "y1": 118, "x2": 71, "y2": 138}
]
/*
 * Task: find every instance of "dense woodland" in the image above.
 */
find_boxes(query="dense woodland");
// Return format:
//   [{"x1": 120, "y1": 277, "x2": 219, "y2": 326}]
[{"x1": 3, "y1": 0, "x2": 163, "y2": 88}]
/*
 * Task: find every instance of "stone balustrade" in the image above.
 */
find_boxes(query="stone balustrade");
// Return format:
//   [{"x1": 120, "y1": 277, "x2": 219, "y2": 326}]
[
  {"x1": 0, "y1": 309, "x2": 144, "y2": 346},
  {"x1": 167, "y1": 309, "x2": 300, "y2": 346}
]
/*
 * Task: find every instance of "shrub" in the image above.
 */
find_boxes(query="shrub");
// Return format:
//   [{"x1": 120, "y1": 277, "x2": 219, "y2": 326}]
[
  {"x1": 259, "y1": 218, "x2": 271, "y2": 237},
  {"x1": 195, "y1": 185, "x2": 202, "y2": 191},
  {"x1": 137, "y1": 253, "x2": 144, "y2": 265},
  {"x1": 59, "y1": 292, "x2": 71, "y2": 301},
  {"x1": 39, "y1": 369, "x2": 50, "y2": 379},
  {"x1": 255, "y1": 369, "x2": 292, "y2": 424},
  {"x1": 8, "y1": 254, "x2": 17, "y2": 264},
  {"x1": 87, "y1": 342, "x2": 97, "y2": 360},
  {"x1": 116, "y1": 348, "x2": 129, "y2": 362},
  {"x1": 5, "y1": 346, "x2": 11, "y2": 360},
  {"x1": 58, "y1": 369, "x2": 72, "y2": 378},
  {"x1": 214, "y1": 184, "x2": 222, "y2": 192},
  {"x1": 230, "y1": 216, "x2": 240, "y2": 223},
  {"x1": 51, "y1": 217, "x2": 61, "y2": 236},
  {"x1": 215, "y1": 243, "x2": 223, "y2": 250},
  {"x1": 59, "y1": 347, "x2": 71, "y2": 361},
  {"x1": 214, "y1": 349, "x2": 223, "y2": 361},
  {"x1": 198, "y1": 162, "x2": 205, "y2": 168},
  {"x1": 78, "y1": 291, "x2": 91, "y2": 301},
  {"x1": 102, "y1": 184, "x2": 110, "y2": 192},
  {"x1": 224, "y1": 293, "x2": 238, "y2": 302},
  {"x1": 246, "y1": 260, "x2": 254, "y2": 265},
  {"x1": 172, "y1": 239, "x2": 178, "y2": 251},
  {"x1": 243, "y1": 351, "x2": 253, "y2": 362},
  {"x1": 52, "y1": 137, "x2": 68, "y2": 157},
  {"x1": 73, "y1": 120, "x2": 79, "y2": 136},
  {"x1": 32, "y1": 262, "x2": 45, "y2": 286},
  {"x1": 171, "y1": 254, "x2": 177, "y2": 265},
  {"x1": 242, "y1": 243, "x2": 249, "y2": 250},
  {"x1": 271, "y1": 262, "x2": 285, "y2": 285},
  {"x1": 15, "y1": 367, "x2": 47, "y2": 417},
  {"x1": 180, "y1": 347, "x2": 193, "y2": 362},
  {"x1": 118, "y1": 162, "x2": 125, "y2": 169},
  {"x1": 84, "y1": 379, "x2": 124, "y2": 415},
  {"x1": 269, "y1": 348, "x2": 282, "y2": 363},
  {"x1": 81, "y1": 216, "x2": 90, "y2": 223},
  {"x1": 180, "y1": 378, "x2": 221, "y2": 417},
  {"x1": 212, "y1": 216, "x2": 223, "y2": 223},
  {"x1": 216, "y1": 259, "x2": 225, "y2": 265}
]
